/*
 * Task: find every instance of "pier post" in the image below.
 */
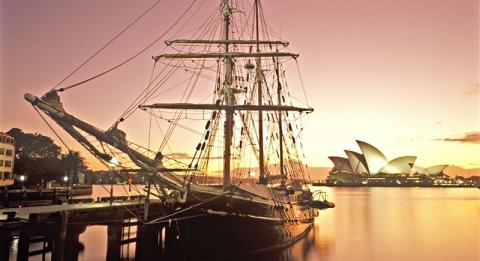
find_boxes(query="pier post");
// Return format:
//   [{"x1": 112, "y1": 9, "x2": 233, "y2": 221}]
[
  {"x1": 144, "y1": 177, "x2": 151, "y2": 221},
  {"x1": 135, "y1": 223, "x2": 160, "y2": 260},
  {"x1": 109, "y1": 183, "x2": 113, "y2": 205},
  {"x1": 51, "y1": 212, "x2": 68, "y2": 261},
  {"x1": 106, "y1": 222, "x2": 122, "y2": 261},
  {"x1": 17, "y1": 224, "x2": 31, "y2": 261},
  {"x1": 0, "y1": 226, "x2": 11, "y2": 261},
  {"x1": 64, "y1": 224, "x2": 85, "y2": 261}
]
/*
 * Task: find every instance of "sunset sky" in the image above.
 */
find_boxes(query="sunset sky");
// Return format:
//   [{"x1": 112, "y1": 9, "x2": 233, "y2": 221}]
[{"x1": 1, "y1": 0, "x2": 479, "y2": 171}]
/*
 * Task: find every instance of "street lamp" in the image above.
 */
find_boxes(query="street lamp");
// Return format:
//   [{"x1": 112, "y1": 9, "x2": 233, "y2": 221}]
[
  {"x1": 63, "y1": 176, "x2": 68, "y2": 185},
  {"x1": 19, "y1": 175, "x2": 25, "y2": 188},
  {"x1": 19, "y1": 175, "x2": 26, "y2": 197}
]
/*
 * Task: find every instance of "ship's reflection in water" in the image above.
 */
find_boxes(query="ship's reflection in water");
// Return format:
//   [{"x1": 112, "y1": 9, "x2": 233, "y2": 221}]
[
  {"x1": 75, "y1": 223, "x2": 327, "y2": 261},
  {"x1": 37, "y1": 185, "x2": 478, "y2": 261}
]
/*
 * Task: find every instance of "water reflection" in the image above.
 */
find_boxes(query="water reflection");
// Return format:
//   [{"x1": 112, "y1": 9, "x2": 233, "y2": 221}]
[
  {"x1": 28, "y1": 185, "x2": 478, "y2": 260},
  {"x1": 311, "y1": 187, "x2": 479, "y2": 261}
]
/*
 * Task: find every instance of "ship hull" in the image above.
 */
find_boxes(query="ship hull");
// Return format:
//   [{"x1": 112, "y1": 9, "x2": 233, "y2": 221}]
[
  {"x1": 178, "y1": 214, "x2": 312, "y2": 259},
  {"x1": 166, "y1": 209, "x2": 313, "y2": 260},
  {"x1": 160, "y1": 188, "x2": 316, "y2": 260}
]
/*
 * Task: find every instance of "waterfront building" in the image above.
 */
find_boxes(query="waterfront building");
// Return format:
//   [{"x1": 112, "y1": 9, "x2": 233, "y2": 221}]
[
  {"x1": 327, "y1": 140, "x2": 449, "y2": 186},
  {"x1": 329, "y1": 140, "x2": 447, "y2": 176},
  {"x1": 0, "y1": 132, "x2": 15, "y2": 186}
]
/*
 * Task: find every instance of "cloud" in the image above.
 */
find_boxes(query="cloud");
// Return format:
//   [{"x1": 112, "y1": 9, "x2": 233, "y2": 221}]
[
  {"x1": 165, "y1": 152, "x2": 192, "y2": 159},
  {"x1": 436, "y1": 131, "x2": 480, "y2": 144},
  {"x1": 165, "y1": 152, "x2": 224, "y2": 160}
]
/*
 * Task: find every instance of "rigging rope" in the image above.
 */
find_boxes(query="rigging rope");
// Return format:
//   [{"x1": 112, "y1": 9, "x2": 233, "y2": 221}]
[
  {"x1": 155, "y1": 16, "x2": 220, "y2": 153},
  {"x1": 115, "y1": 0, "x2": 220, "y2": 124},
  {"x1": 55, "y1": 0, "x2": 199, "y2": 93},
  {"x1": 33, "y1": 106, "x2": 71, "y2": 151},
  {"x1": 52, "y1": 0, "x2": 165, "y2": 91},
  {"x1": 294, "y1": 59, "x2": 309, "y2": 106}
]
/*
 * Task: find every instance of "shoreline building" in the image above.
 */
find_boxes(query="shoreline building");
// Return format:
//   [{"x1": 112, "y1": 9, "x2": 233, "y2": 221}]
[
  {"x1": 0, "y1": 132, "x2": 15, "y2": 186},
  {"x1": 327, "y1": 140, "x2": 448, "y2": 186}
]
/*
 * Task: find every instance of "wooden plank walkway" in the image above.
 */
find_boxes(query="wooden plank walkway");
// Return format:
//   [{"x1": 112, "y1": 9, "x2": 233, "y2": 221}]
[
  {"x1": 0, "y1": 199, "x2": 168, "y2": 261},
  {"x1": 1, "y1": 199, "x2": 155, "y2": 220}
]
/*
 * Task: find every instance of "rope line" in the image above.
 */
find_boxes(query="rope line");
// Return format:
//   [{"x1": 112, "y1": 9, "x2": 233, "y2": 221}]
[
  {"x1": 55, "y1": 0, "x2": 199, "y2": 93},
  {"x1": 294, "y1": 59, "x2": 309, "y2": 106},
  {"x1": 53, "y1": 0, "x2": 165, "y2": 90},
  {"x1": 33, "y1": 106, "x2": 71, "y2": 150}
]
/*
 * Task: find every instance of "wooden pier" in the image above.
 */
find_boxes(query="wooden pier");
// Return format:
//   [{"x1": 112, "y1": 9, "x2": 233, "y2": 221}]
[
  {"x1": 0, "y1": 198, "x2": 179, "y2": 261},
  {"x1": 0, "y1": 185, "x2": 93, "y2": 208}
]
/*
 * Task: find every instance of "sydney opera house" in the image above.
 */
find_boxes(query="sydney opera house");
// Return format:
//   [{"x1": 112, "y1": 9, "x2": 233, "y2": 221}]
[{"x1": 326, "y1": 140, "x2": 449, "y2": 186}]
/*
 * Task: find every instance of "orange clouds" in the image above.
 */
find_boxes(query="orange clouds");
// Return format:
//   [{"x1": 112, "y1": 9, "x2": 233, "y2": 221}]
[{"x1": 437, "y1": 131, "x2": 480, "y2": 144}]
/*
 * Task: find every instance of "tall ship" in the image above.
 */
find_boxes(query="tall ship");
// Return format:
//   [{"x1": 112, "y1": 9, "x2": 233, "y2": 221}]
[{"x1": 24, "y1": 0, "x2": 333, "y2": 257}]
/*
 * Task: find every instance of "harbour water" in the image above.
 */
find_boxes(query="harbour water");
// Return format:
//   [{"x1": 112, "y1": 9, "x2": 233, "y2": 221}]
[
  {"x1": 28, "y1": 185, "x2": 480, "y2": 260},
  {"x1": 306, "y1": 187, "x2": 479, "y2": 261}
]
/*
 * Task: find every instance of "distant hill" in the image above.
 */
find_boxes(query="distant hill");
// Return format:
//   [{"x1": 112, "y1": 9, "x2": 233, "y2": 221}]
[
  {"x1": 444, "y1": 165, "x2": 480, "y2": 177},
  {"x1": 306, "y1": 166, "x2": 331, "y2": 181}
]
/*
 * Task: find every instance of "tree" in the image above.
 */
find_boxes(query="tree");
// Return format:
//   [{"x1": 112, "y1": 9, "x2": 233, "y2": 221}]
[
  {"x1": 7, "y1": 128, "x2": 61, "y2": 160},
  {"x1": 61, "y1": 150, "x2": 86, "y2": 184},
  {"x1": 6, "y1": 128, "x2": 86, "y2": 184},
  {"x1": 7, "y1": 128, "x2": 64, "y2": 184}
]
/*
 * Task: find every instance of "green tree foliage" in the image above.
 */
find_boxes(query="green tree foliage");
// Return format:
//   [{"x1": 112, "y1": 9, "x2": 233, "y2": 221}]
[{"x1": 6, "y1": 128, "x2": 87, "y2": 184}]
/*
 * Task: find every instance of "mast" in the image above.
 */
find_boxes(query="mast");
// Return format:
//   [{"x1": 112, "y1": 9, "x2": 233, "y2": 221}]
[
  {"x1": 255, "y1": 0, "x2": 266, "y2": 184},
  {"x1": 222, "y1": 0, "x2": 233, "y2": 190},
  {"x1": 275, "y1": 58, "x2": 285, "y2": 185}
]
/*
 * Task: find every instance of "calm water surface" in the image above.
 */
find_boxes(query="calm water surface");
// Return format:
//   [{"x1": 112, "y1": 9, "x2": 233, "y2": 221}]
[
  {"x1": 306, "y1": 187, "x2": 479, "y2": 261},
  {"x1": 38, "y1": 185, "x2": 480, "y2": 260}
]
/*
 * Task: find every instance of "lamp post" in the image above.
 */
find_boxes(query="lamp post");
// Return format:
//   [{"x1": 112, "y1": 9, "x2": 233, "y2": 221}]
[
  {"x1": 19, "y1": 175, "x2": 26, "y2": 198},
  {"x1": 20, "y1": 175, "x2": 27, "y2": 198},
  {"x1": 63, "y1": 175, "x2": 68, "y2": 185}
]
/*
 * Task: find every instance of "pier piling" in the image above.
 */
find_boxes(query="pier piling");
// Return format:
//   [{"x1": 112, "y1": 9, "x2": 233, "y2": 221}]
[
  {"x1": 107, "y1": 221, "x2": 122, "y2": 261},
  {"x1": 51, "y1": 212, "x2": 68, "y2": 261},
  {"x1": 17, "y1": 223, "x2": 32, "y2": 261},
  {"x1": 0, "y1": 226, "x2": 11, "y2": 261},
  {"x1": 1, "y1": 199, "x2": 168, "y2": 260}
]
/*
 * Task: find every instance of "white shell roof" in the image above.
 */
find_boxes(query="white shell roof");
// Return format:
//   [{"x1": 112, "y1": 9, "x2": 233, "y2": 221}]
[
  {"x1": 414, "y1": 165, "x2": 448, "y2": 175},
  {"x1": 344, "y1": 150, "x2": 369, "y2": 174},
  {"x1": 356, "y1": 140, "x2": 388, "y2": 175},
  {"x1": 380, "y1": 156, "x2": 417, "y2": 174},
  {"x1": 328, "y1": 156, "x2": 353, "y2": 173}
]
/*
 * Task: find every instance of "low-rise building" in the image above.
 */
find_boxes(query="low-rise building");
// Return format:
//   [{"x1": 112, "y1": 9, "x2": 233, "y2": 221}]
[{"x1": 0, "y1": 132, "x2": 15, "y2": 186}]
